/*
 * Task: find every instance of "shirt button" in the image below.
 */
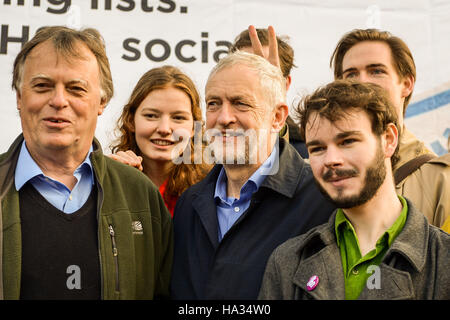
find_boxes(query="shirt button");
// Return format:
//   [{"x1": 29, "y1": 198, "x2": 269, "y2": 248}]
[
  {"x1": 69, "y1": 195, "x2": 73, "y2": 201},
  {"x1": 352, "y1": 269, "x2": 359, "y2": 275},
  {"x1": 234, "y1": 207, "x2": 240, "y2": 212}
]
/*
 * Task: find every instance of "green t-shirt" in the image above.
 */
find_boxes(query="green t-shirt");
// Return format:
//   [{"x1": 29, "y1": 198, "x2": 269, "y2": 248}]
[{"x1": 335, "y1": 196, "x2": 408, "y2": 300}]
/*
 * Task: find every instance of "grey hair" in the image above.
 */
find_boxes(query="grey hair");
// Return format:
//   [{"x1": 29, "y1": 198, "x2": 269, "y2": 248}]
[{"x1": 207, "y1": 51, "x2": 286, "y2": 108}]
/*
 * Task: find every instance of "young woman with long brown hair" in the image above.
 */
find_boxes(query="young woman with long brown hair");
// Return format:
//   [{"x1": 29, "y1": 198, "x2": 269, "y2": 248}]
[{"x1": 110, "y1": 66, "x2": 211, "y2": 216}]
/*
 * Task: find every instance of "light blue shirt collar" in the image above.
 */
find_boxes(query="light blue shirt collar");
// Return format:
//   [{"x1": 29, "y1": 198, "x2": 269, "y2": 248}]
[
  {"x1": 214, "y1": 145, "x2": 277, "y2": 203},
  {"x1": 15, "y1": 141, "x2": 94, "y2": 191}
]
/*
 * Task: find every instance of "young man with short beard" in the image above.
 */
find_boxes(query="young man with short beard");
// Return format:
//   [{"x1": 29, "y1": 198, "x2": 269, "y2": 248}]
[{"x1": 258, "y1": 80, "x2": 449, "y2": 300}]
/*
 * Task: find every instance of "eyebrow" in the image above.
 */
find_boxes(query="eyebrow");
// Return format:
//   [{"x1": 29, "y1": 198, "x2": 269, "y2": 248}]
[
  {"x1": 206, "y1": 94, "x2": 252, "y2": 102},
  {"x1": 305, "y1": 140, "x2": 321, "y2": 148},
  {"x1": 29, "y1": 74, "x2": 50, "y2": 82},
  {"x1": 306, "y1": 131, "x2": 362, "y2": 147},
  {"x1": 139, "y1": 107, "x2": 161, "y2": 113},
  {"x1": 342, "y1": 63, "x2": 387, "y2": 75},
  {"x1": 30, "y1": 75, "x2": 88, "y2": 87},
  {"x1": 335, "y1": 131, "x2": 362, "y2": 139},
  {"x1": 140, "y1": 107, "x2": 191, "y2": 115},
  {"x1": 67, "y1": 79, "x2": 88, "y2": 87},
  {"x1": 205, "y1": 94, "x2": 221, "y2": 101},
  {"x1": 229, "y1": 95, "x2": 251, "y2": 103}
]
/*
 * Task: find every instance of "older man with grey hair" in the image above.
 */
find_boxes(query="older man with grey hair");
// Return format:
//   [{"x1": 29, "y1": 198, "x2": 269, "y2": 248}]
[
  {"x1": 0, "y1": 26, "x2": 172, "y2": 300},
  {"x1": 170, "y1": 51, "x2": 335, "y2": 300}
]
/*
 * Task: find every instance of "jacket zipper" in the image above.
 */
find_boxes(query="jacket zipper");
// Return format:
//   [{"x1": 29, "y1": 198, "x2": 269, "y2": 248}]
[{"x1": 108, "y1": 224, "x2": 120, "y2": 292}]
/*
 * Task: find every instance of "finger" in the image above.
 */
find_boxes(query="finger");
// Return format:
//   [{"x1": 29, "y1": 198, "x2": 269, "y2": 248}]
[
  {"x1": 115, "y1": 151, "x2": 134, "y2": 163},
  {"x1": 267, "y1": 25, "x2": 280, "y2": 68},
  {"x1": 137, "y1": 156, "x2": 144, "y2": 171},
  {"x1": 110, "y1": 152, "x2": 141, "y2": 169},
  {"x1": 110, "y1": 153, "x2": 131, "y2": 164},
  {"x1": 248, "y1": 25, "x2": 265, "y2": 58},
  {"x1": 124, "y1": 150, "x2": 139, "y2": 159}
]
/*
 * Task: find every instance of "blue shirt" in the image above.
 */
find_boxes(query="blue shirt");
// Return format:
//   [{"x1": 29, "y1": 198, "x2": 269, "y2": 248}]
[
  {"x1": 15, "y1": 141, "x2": 95, "y2": 214},
  {"x1": 214, "y1": 146, "x2": 278, "y2": 241}
]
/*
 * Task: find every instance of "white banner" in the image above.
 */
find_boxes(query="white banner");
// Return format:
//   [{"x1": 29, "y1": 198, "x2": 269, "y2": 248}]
[{"x1": 1, "y1": 0, "x2": 449, "y2": 155}]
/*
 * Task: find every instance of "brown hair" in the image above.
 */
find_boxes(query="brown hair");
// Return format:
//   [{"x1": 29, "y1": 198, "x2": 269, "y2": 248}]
[
  {"x1": 295, "y1": 80, "x2": 400, "y2": 167},
  {"x1": 330, "y1": 29, "x2": 416, "y2": 112},
  {"x1": 12, "y1": 25, "x2": 113, "y2": 104},
  {"x1": 230, "y1": 28, "x2": 296, "y2": 78},
  {"x1": 112, "y1": 65, "x2": 211, "y2": 199}
]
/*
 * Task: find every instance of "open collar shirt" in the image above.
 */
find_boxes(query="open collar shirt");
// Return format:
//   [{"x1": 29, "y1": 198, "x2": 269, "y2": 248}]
[
  {"x1": 214, "y1": 146, "x2": 277, "y2": 241},
  {"x1": 14, "y1": 141, "x2": 94, "y2": 214}
]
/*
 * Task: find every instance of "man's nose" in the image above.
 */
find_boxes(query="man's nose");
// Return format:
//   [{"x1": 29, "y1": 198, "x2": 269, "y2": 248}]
[
  {"x1": 216, "y1": 103, "x2": 237, "y2": 127},
  {"x1": 323, "y1": 145, "x2": 344, "y2": 168},
  {"x1": 357, "y1": 71, "x2": 370, "y2": 83},
  {"x1": 49, "y1": 85, "x2": 69, "y2": 109}
]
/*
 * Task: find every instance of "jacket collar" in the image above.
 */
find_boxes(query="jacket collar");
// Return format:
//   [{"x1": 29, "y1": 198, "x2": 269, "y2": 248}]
[
  {"x1": 191, "y1": 163, "x2": 221, "y2": 247},
  {"x1": 0, "y1": 135, "x2": 24, "y2": 198},
  {"x1": 383, "y1": 198, "x2": 428, "y2": 272},
  {"x1": 259, "y1": 138, "x2": 306, "y2": 198},
  {"x1": 291, "y1": 221, "x2": 346, "y2": 299},
  {"x1": 291, "y1": 198, "x2": 429, "y2": 299},
  {"x1": 0, "y1": 134, "x2": 104, "y2": 197},
  {"x1": 88, "y1": 136, "x2": 105, "y2": 182},
  {"x1": 191, "y1": 138, "x2": 308, "y2": 248}
]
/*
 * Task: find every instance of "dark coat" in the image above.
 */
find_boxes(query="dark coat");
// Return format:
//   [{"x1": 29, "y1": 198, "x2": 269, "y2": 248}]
[
  {"x1": 258, "y1": 198, "x2": 450, "y2": 300},
  {"x1": 170, "y1": 138, "x2": 335, "y2": 299},
  {"x1": 286, "y1": 116, "x2": 308, "y2": 159}
]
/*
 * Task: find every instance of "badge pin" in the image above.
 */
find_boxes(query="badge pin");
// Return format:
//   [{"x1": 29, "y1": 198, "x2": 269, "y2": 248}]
[{"x1": 306, "y1": 275, "x2": 319, "y2": 291}]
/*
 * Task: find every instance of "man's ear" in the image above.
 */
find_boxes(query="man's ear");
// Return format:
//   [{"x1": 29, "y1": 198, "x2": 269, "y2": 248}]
[
  {"x1": 272, "y1": 103, "x2": 289, "y2": 133},
  {"x1": 285, "y1": 75, "x2": 292, "y2": 91},
  {"x1": 401, "y1": 74, "x2": 414, "y2": 99},
  {"x1": 98, "y1": 96, "x2": 107, "y2": 116},
  {"x1": 384, "y1": 122, "x2": 399, "y2": 159},
  {"x1": 16, "y1": 91, "x2": 22, "y2": 111}
]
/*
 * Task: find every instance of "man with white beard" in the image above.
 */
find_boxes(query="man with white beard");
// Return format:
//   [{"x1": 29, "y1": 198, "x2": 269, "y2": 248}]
[{"x1": 170, "y1": 51, "x2": 335, "y2": 300}]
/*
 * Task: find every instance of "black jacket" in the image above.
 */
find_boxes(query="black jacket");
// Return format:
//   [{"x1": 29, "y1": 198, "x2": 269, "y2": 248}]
[
  {"x1": 286, "y1": 116, "x2": 308, "y2": 159},
  {"x1": 170, "y1": 138, "x2": 335, "y2": 299}
]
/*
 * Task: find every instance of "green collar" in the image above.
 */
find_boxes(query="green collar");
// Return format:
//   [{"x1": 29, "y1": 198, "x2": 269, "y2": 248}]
[{"x1": 335, "y1": 195, "x2": 408, "y2": 250}]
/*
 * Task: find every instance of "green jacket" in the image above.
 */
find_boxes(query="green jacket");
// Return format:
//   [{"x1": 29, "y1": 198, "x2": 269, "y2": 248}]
[{"x1": 0, "y1": 135, "x2": 173, "y2": 300}]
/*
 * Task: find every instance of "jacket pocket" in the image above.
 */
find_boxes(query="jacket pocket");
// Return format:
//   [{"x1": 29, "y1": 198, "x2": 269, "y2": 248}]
[{"x1": 108, "y1": 224, "x2": 120, "y2": 293}]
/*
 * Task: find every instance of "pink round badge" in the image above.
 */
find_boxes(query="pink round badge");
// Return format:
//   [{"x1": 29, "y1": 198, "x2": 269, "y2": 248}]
[{"x1": 306, "y1": 275, "x2": 319, "y2": 291}]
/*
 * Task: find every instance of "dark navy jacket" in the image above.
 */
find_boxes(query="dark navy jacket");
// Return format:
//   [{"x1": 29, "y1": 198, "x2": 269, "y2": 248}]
[
  {"x1": 286, "y1": 116, "x2": 309, "y2": 159},
  {"x1": 170, "y1": 138, "x2": 335, "y2": 299}
]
